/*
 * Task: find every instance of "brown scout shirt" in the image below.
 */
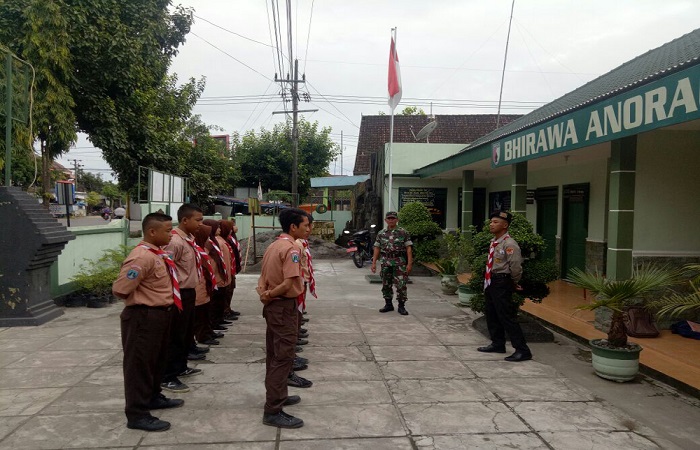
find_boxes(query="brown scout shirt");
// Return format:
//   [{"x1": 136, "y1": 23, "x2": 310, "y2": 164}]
[
  {"x1": 294, "y1": 239, "x2": 311, "y2": 283},
  {"x1": 166, "y1": 228, "x2": 198, "y2": 289},
  {"x1": 209, "y1": 236, "x2": 232, "y2": 288},
  {"x1": 491, "y1": 234, "x2": 523, "y2": 283},
  {"x1": 257, "y1": 233, "x2": 304, "y2": 301},
  {"x1": 112, "y1": 241, "x2": 174, "y2": 307},
  {"x1": 195, "y1": 276, "x2": 210, "y2": 306}
]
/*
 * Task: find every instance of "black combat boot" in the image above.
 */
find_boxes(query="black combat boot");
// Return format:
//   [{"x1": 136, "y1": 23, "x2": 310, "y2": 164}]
[
  {"x1": 397, "y1": 301, "x2": 409, "y2": 315},
  {"x1": 379, "y1": 299, "x2": 394, "y2": 313}
]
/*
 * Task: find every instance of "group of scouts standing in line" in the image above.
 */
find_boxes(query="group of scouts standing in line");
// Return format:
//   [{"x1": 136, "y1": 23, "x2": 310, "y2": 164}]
[
  {"x1": 113, "y1": 204, "x2": 249, "y2": 431},
  {"x1": 113, "y1": 203, "x2": 530, "y2": 432}
]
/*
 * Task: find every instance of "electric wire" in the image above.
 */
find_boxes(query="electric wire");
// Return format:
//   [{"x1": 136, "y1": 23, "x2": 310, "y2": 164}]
[
  {"x1": 189, "y1": 32, "x2": 272, "y2": 81},
  {"x1": 302, "y1": 0, "x2": 315, "y2": 74},
  {"x1": 193, "y1": 14, "x2": 273, "y2": 48}
]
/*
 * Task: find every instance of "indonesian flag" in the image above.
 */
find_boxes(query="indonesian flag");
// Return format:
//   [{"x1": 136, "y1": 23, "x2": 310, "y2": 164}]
[{"x1": 388, "y1": 37, "x2": 402, "y2": 110}]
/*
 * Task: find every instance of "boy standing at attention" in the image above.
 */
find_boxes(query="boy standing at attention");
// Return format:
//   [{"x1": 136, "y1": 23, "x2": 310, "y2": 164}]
[{"x1": 113, "y1": 212, "x2": 184, "y2": 432}]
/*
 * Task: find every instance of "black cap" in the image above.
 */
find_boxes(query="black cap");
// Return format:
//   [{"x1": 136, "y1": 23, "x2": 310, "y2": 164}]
[
  {"x1": 385, "y1": 211, "x2": 398, "y2": 219},
  {"x1": 490, "y1": 210, "x2": 512, "y2": 224}
]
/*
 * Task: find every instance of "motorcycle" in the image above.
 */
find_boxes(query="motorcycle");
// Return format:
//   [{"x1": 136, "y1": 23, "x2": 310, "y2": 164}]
[{"x1": 345, "y1": 224, "x2": 376, "y2": 268}]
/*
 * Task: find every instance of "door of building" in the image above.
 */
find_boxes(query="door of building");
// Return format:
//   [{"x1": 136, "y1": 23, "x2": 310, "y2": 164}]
[
  {"x1": 535, "y1": 187, "x2": 558, "y2": 262},
  {"x1": 561, "y1": 184, "x2": 589, "y2": 278}
]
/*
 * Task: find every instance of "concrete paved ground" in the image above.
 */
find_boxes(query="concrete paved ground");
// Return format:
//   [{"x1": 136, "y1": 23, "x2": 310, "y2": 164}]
[{"x1": 1, "y1": 259, "x2": 698, "y2": 449}]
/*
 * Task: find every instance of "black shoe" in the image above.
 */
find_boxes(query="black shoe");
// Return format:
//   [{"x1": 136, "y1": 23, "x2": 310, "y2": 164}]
[
  {"x1": 220, "y1": 320, "x2": 234, "y2": 325},
  {"x1": 202, "y1": 339, "x2": 220, "y2": 345},
  {"x1": 161, "y1": 379, "x2": 189, "y2": 393},
  {"x1": 301, "y1": 318, "x2": 309, "y2": 324},
  {"x1": 477, "y1": 344, "x2": 507, "y2": 353},
  {"x1": 295, "y1": 345, "x2": 303, "y2": 353},
  {"x1": 262, "y1": 411, "x2": 304, "y2": 428},
  {"x1": 397, "y1": 304, "x2": 409, "y2": 315},
  {"x1": 187, "y1": 353, "x2": 206, "y2": 361},
  {"x1": 214, "y1": 325, "x2": 228, "y2": 331},
  {"x1": 505, "y1": 351, "x2": 533, "y2": 362},
  {"x1": 297, "y1": 338, "x2": 309, "y2": 346},
  {"x1": 294, "y1": 356, "x2": 308, "y2": 365},
  {"x1": 179, "y1": 367, "x2": 202, "y2": 377},
  {"x1": 223, "y1": 312, "x2": 238, "y2": 320},
  {"x1": 191, "y1": 345, "x2": 210, "y2": 354},
  {"x1": 379, "y1": 302, "x2": 394, "y2": 313},
  {"x1": 230, "y1": 310, "x2": 241, "y2": 316},
  {"x1": 298, "y1": 331, "x2": 309, "y2": 338},
  {"x1": 299, "y1": 328, "x2": 308, "y2": 334},
  {"x1": 148, "y1": 393, "x2": 185, "y2": 410},
  {"x1": 213, "y1": 332, "x2": 225, "y2": 339},
  {"x1": 293, "y1": 362, "x2": 308, "y2": 371},
  {"x1": 287, "y1": 372, "x2": 313, "y2": 388},
  {"x1": 283, "y1": 395, "x2": 301, "y2": 406},
  {"x1": 127, "y1": 416, "x2": 171, "y2": 432}
]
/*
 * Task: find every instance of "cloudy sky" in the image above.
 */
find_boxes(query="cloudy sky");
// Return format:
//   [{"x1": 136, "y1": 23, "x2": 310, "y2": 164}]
[{"x1": 58, "y1": 0, "x2": 700, "y2": 180}]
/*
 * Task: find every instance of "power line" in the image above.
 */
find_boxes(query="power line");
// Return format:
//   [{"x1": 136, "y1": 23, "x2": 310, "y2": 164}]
[
  {"x1": 193, "y1": 14, "x2": 273, "y2": 48},
  {"x1": 190, "y1": 32, "x2": 272, "y2": 81},
  {"x1": 304, "y1": 81, "x2": 360, "y2": 128},
  {"x1": 302, "y1": 0, "x2": 314, "y2": 74}
]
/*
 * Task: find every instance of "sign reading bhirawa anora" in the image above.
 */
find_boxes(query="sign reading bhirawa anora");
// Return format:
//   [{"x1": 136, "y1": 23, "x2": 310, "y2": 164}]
[{"x1": 491, "y1": 63, "x2": 700, "y2": 167}]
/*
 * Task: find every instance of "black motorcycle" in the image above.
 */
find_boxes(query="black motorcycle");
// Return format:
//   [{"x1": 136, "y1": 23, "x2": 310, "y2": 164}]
[{"x1": 345, "y1": 225, "x2": 376, "y2": 268}]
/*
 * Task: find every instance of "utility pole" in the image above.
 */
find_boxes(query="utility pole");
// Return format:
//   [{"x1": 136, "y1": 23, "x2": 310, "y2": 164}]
[
  {"x1": 70, "y1": 159, "x2": 82, "y2": 190},
  {"x1": 272, "y1": 59, "x2": 316, "y2": 206},
  {"x1": 340, "y1": 131, "x2": 343, "y2": 175}
]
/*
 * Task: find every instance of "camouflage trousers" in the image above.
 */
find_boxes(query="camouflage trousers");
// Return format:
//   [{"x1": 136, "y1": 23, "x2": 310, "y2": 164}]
[{"x1": 381, "y1": 264, "x2": 408, "y2": 302}]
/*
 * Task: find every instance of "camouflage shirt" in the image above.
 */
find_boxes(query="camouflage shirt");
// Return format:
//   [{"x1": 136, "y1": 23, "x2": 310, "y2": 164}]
[{"x1": 374, "y1": 227, "x2": 413, "y2": 266}]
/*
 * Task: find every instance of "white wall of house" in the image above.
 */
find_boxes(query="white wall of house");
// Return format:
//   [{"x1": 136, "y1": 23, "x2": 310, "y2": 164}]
[
  {"x1": 634, "y1": 130, "x2": 700, "y2": 256},
  {"x1": 384, "y1": 143, "x2": 465, "y2": 175}
]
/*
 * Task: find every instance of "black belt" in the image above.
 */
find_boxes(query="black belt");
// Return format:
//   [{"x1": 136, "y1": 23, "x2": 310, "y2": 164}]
[
  {"x1": 129, "y1": 304, "x2": 173, "y2": 312},
  {"x1": 491, "y1": 273, "x2": 511, "y2": 279}
]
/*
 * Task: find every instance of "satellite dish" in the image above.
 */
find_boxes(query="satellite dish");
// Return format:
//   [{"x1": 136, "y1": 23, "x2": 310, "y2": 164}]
[{"x1": 411, "y1": 120, "x2": 438, "y2": 143}]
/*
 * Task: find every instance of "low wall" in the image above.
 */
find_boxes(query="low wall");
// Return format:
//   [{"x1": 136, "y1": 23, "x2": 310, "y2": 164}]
[
  {"x1": 50, "y1": 219, "x2": 129, "y2": 297},
  {"x1": 233, "y1": 210, "x2": 352, "y2": 240}
]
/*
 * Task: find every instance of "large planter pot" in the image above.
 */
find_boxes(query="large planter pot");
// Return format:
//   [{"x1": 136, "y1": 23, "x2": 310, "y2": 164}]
[
  {"x1": 440, "y1": 275, "x2": 459, "y2": 295},
  {"x1": 457, "y1": 285, "x2": 477, "y2": 306},
  {"x1": 589, "y1": 338, "x2": 642, "y2": 382}
]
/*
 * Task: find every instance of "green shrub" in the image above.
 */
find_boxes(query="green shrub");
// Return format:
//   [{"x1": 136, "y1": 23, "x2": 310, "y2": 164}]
[
  {"x1": 467, "y1": 213, "x2": 557, "y2": 313},
  {"x1": 398, "y1": 202, "x2": 442, "y2": 262},
  {"x1": 72, "y1": 246, "x2": 132, "y2": 297}
]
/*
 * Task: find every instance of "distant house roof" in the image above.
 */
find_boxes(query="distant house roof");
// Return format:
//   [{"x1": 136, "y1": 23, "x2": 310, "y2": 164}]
[
  {"x1": 352, "y1": 114, "x2": 522, "y2": 175},
  {"x1": 449, "y1": 28, "x2": 700, "y2": 157},
  {"x1": 311, "y1": 175, "x2": 369, "y2": 188}
]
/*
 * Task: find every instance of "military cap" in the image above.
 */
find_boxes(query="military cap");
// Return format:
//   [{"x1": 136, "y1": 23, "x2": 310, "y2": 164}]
[
  {"x1": 385, "y1": 211, "x2": 398, "y2": 219},
  {"x1": 489, "y1": 210, "x2": 512, "y2": 224}
]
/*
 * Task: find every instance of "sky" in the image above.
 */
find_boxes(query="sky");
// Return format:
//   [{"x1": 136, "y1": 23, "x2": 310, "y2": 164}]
[{"x1": 56, "y1": 0, "x2": 700, "y2": 181}]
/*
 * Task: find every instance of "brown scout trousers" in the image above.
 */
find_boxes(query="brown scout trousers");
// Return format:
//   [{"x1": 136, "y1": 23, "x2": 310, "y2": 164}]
[
  {"x1": 121, "y1": 305, "x2": 173, "y2": 421},
  {"x1": 263, "y1": 297, "x2": 297, "y2": 414}
]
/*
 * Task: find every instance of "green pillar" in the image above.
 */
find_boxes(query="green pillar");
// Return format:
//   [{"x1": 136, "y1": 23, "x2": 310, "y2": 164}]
[
  {"x1": 511, "y1": 162, "x2": 527, "y2": 215},
  {"x1": 461, "y1": 170, "x2": 474, "y2": 234},
  {"x1": 606, "y1": 136, "x2": 636, "y2": 280}
]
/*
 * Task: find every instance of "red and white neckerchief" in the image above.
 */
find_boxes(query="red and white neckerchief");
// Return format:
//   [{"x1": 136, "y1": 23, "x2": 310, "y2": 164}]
[
  {"x1": 229, "y1": 235, "x2": 241, "y2": 252},
  {"x1": 208, "y1": 237, "x2": 229, "y2": 281},
  {"x1": 195, "y1": 243, "x2": 218, "y2": 291},
  {"x1": 484, "y1": 234, "x2": 510, "y2": 290},
  {"x1": 139, "y1": 244, "x2": 182, "y2": 311},
  {"x1": 172, "y1": 230, "x2": 202, "y2": 280},
  {"x1": 302, "y1": 239, "x2": 317, "y2": 299},
  {"x1": 222, "y1": 240, "x2": 236, "y2": 276}
]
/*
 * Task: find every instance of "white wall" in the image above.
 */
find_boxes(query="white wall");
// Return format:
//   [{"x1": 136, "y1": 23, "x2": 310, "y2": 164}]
[
  {"x1": 384, "y1": 143, "x2": 465, "y2": 175},
  {"x1": 634, "y1": 130, "x2": 700, "y2": 256}
]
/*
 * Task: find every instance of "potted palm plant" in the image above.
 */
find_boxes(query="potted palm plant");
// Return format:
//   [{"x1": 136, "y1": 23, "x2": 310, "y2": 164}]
[
  {"x1": 567, "y1": 264, "x2": 680, "y2": 382},
  {"x1": 435, "y1": 257, "x2": 460, "y2": 295}
]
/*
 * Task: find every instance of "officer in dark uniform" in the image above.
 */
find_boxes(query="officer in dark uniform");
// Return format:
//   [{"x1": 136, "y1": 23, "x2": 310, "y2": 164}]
[
  {"x1": 477, "y1": 211, "x2": 532, "y2": 362},
  {"x1": 371, "y1": 211, "x2": 413, "y2": 315}
]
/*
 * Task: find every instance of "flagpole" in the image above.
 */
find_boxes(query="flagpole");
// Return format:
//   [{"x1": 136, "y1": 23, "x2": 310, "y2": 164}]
[{"x1": 387, "y1": 28, "x2": 396, "y2": 213}]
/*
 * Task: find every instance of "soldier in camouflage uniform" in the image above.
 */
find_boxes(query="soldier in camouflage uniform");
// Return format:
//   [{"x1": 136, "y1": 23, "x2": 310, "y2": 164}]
[{"x1": 371, "y1": 211, "x2": 413, "y2": 315}]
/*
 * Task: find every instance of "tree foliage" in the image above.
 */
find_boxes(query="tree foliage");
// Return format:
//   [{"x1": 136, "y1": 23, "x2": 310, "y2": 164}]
[
  {"x1": 232, "y1": 119, "x2": 337, "y2": 199},
  {"x1": 398, "y1": 202, "x2": 442, "y2": 262}
]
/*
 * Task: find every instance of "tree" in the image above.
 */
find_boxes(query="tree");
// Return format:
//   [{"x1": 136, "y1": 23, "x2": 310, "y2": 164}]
[
  {"x1": 174, "y1": 115, "x2": 236, "y2": 209},
  {"x1": 398, "y1": 202, "x2": 442, "y2": 262},
  {"x1": 0, "y1": 0, "x2": 77, "y2": 202},
  {"x1": 85, "y1": 191, "x2": 102, "y2": 209},
  {"x1": 377, "y1": 106, "x2": 427, "y2": 116},
  {"x1": 232, "y1": 119, "x2": 338, "y2": 200},
  {"x1": 101, "y1": 182, "x2": 122, "y2": 206},
  {"x1": 77, "y1": 170, "x2": 104, "y2": 193}
]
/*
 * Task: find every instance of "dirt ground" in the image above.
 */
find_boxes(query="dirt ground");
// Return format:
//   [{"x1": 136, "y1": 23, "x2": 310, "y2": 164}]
[{"x1": 238, "y1": 231, "x2": 349, "y2": 273}]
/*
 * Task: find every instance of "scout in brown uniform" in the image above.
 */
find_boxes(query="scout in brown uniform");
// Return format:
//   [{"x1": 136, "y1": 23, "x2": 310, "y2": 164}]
[
  {"x1": 203, "y1": 219, "x2": 232, "y2": 331},
  {"x1": 477, "y1": 211, "x2": 532, "y2": 362},
  {"x1": 113, "y1": 212, "x2": 183, "y2": 432},
  {"x1": 162, "y1": 204, "x2": 203, "y2": 393},
  {"x1": 220, "y1": 220, "x2": 242, "y2": 320},
  {"x1": 192, "y1": 224, "x2": 218, "y2": 346},
  {"x1": 257, "y1": 207, "x2": 309, "y2": 428}
]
